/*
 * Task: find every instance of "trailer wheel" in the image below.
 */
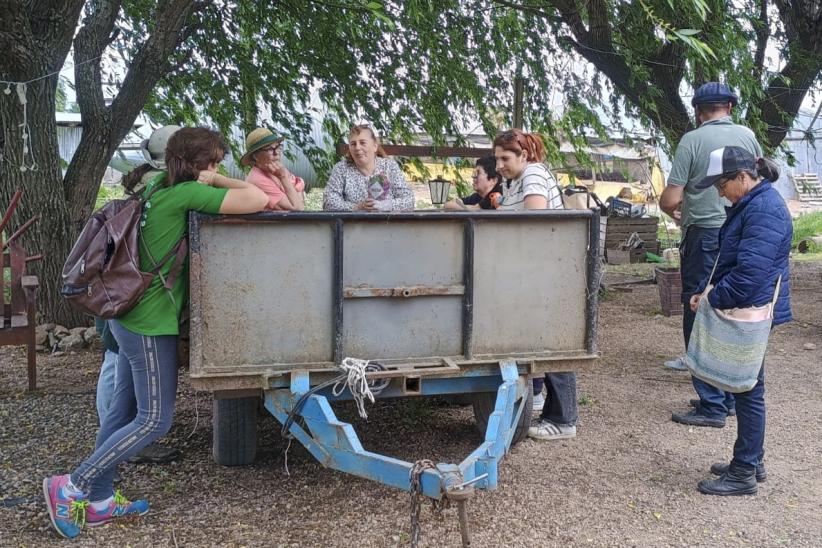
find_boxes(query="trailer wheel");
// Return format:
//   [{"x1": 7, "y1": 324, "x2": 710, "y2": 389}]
[
  {"x1": 472, "y1": 384, "x2": 533, "y2": 445},
  {"x1": 213, "y1": 396, "x2": 259, "y2": 466}
]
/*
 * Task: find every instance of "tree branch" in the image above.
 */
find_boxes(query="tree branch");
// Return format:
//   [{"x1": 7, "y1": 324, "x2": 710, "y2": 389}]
[
  {"x1": 0, "y1": 1, "x2": 38, "y2": 76},
  {"x1": 65, "y1": 0, "x2": 198, "y2": 216},
  {"x1": 545, "y1": 0, "x2": 691, "y2": 143},
  {"x1": 752, "y1": 0, "x2": 769, "y2": 78},
  {"x1": 73, "y1": 0, "x2": 121, "y2": 120},
  {"x1": 586, "y1": 0, "x2": 613, "y2": 49},
  {"x1": 754, "y1": 0, "x2": 822, "y2": 147},
  {"x1": 491, "y1": 0, "x2": 558, "y2": 21}
]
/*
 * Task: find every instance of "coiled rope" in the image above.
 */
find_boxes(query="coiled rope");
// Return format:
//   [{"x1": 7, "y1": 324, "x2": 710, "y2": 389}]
[{"x1": 280, "y1": 358, "x2": 389, "y2": 474}]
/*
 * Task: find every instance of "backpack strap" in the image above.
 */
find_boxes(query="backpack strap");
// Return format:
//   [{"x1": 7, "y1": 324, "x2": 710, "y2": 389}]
[
  {"x1": 146, "y1": 237, "x2": 188, "y2": 289},
  {"x1": 161, "y1": 238, "x2": 188, "y2": 290}
]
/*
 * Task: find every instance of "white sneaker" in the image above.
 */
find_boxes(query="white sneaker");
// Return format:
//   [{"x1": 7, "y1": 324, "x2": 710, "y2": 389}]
[
  {"x1": 664, "y1": 356, "x2": 687, "y2": 371},
  {"x1": 528, "y1": 420, "x2": 576, "y2": 441},
  {"x1": 532, "y1": 393, "x2": 545, "y2": 412}
]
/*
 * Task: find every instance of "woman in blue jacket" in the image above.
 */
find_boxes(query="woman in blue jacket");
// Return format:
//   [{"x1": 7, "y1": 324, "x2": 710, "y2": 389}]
[{"x1": 689, "y1": 146, "x2": 792, "y2": 496}]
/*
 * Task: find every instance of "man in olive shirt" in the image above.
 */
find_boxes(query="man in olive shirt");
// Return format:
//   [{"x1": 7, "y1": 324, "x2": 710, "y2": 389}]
[{"x1": 660, "y1": 82, "x2": 762, "y2": 428}]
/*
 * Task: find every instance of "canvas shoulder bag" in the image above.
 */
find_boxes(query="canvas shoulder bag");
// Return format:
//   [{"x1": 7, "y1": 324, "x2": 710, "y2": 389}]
[{"x1": 684, "y1": 256, "x2": 781, "y2": 393}]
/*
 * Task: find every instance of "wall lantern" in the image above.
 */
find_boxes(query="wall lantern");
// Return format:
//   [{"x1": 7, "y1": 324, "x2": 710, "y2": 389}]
[{"x1": 427, "y1": 177, "x2": 452, "y2": 207}]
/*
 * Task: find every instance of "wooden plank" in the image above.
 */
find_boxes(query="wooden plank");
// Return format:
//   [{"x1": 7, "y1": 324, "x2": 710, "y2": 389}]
[
  {"x1": 342, "y1": 284, "x2": 465, "y2": 299},
  {"x1": 10, "y1": 314, "x2": 28, "y2": 328},
  {"x1": 605, "y1": 231, "x2": 658, "y2": 239},
  {"x1": 0, "y1": 246, "x2": 5, "y2": 325},
  {"x1": 336, "y1": 143, "x2": 493, "y2": 159},
  {"x1": 605, "y1": 235, "x2": 658, "y2": 242},
  {"x1": 605, "y1": 220, "x2": 659, "y2": 229},
  {"x1": 8, "y1": 243, "x2": 25, "y2": 315}
]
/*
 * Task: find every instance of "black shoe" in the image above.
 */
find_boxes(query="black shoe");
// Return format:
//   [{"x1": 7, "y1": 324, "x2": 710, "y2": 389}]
[
  {"x1": 129, "y1": 444, "x2": 181, "y2": 464},
  {"x1": 672, "y1": 409, "x2": 725, "y2": 428},
  {"x1": 689, "y1": 398, "x2": 736, "y2": 417},
  {"x1": 711, "y1": 461, "x2": 767, "y2": 482},
  {"x1": 698, "y1": 466, "x2": 758, "y2": 496}
]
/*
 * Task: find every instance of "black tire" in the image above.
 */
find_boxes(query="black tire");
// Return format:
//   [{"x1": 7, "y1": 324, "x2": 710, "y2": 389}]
[
  {"x1": 213, "y1": 396, "x2": 259, "y2": 466},
  {"x1": 439, "y1": 394, "x2": 475, "y2": 406},
  {"x1": 472, "y1": 381, "x2": 533, "y2": 445}
]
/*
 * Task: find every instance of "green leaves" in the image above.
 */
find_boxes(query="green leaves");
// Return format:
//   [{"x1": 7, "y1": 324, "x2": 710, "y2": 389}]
[
  {"x1": 670, "y1": 29, "x2": 715, "y2": 61},
  {"x1": 125, "y1": 0, "x2": 814, "y2": 182}
]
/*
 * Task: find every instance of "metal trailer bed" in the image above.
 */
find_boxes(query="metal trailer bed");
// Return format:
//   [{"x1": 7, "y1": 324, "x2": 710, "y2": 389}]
[{"x1": 188, "y1": 209, "x2": 600, "y2": 523}]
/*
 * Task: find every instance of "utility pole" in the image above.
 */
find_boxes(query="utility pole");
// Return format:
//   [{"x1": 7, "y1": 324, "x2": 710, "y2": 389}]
[{"x1": 513, "y1": 77, "x2": 524, "y2": 130}]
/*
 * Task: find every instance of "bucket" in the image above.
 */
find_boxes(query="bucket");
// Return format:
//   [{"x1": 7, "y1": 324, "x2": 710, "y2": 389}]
[{"x1": 655, "y1": 267, "x2": 682, "y2": 316}]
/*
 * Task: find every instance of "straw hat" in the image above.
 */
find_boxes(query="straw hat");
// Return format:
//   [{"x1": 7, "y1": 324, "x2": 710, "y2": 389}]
[
  {"x1": 140, "y1": 125, "x2": 182, "y2": 169},
  {"x1": 241, "y1": 128, "x2": 284, "y2": 166}
]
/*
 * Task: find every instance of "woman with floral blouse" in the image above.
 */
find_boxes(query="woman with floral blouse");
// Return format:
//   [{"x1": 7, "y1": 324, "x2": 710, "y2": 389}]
[{"x1": 323, "y1": 124, "x2": 415, "y2": 211}]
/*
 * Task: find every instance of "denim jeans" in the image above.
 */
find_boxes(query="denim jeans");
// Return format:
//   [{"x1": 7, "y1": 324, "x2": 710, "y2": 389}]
[
  {"x1": 536, "y1": 372, "x2": 578, "y2": 426},
  {"x1": 680, "y1": 226, "x2": 734, "y2": 418},
  {"x1": 95, "y1": 349, "x2": 119, "y2": 427},
  {"x1": 72, "y1": 320, "x2": 178, "y2": 501},
  {"x1": 731, "y1": 362, "x2": 766, "y2": 471}
]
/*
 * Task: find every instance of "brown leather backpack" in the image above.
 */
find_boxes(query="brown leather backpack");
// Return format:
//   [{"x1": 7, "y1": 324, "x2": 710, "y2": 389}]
[{"x1": 61, "y1": 186, "x2": 187, "y2": 319}]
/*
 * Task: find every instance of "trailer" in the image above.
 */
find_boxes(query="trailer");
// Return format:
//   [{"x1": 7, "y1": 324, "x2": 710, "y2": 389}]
[{"x1": 188, "y1": 209, "x2": 600, "y2": 533}]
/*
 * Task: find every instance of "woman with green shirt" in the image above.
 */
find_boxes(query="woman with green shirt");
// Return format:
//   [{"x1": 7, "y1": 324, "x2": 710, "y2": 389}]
[{"x1": 44, "y1": 128, "x2": 268, "y2": 539}]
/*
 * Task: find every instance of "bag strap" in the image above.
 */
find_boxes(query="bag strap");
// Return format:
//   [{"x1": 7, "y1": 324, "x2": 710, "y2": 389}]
[
  {"x1": 709, "y1": 256, "x2": 783, "y2": 311},
  {"x1": 136, "y1": 178, "x2": 188, "y2": 289},
  {"x1": 706, "y1": 254, "x2": 720, "y2": 286},
  {"x1": 143, "y1": 236, "x2": 188, "y2": 289},
  {"x1": 771, "y1": 275, "x2": 782, "y2": 307}
]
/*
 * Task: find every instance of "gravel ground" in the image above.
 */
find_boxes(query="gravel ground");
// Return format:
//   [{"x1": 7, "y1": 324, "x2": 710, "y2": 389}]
[{"x1": 1, "y1": 261, "x2": 821, "y2": 547}]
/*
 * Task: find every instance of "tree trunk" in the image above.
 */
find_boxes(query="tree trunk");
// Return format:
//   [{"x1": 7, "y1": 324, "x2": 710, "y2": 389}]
[{"x1": 0, "y1": 75, "x2": 89, "y2": 327}]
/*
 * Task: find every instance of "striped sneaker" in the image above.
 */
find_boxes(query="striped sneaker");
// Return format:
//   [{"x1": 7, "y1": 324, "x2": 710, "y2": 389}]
[
  {"x1": 86, "y1": 490, "x2": 150, "y2": 526},
  {"x1": 528, "y1": 420, "x2": 576, "y2": 441},
  {"x1": 43, "y1": 474, "x2": 88, "y2": 539}
]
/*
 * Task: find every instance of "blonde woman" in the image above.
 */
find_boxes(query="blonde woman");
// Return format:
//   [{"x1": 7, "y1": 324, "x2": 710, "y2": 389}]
[{"x1": 323, "y1": 124, "x2": 414, "y2": 211}]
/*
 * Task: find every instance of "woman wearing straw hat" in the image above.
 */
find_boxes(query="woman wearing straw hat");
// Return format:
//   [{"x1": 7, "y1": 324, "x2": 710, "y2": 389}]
[{"x1": 243, "y1": 128, "x2": 305, "y2": 211}]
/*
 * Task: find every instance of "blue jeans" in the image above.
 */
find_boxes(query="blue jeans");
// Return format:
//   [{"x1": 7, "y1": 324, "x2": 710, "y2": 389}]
[
  {"x1": 534, "y1": 373, "x2": 578, "y2": 426},
  {"x1": 71, "y1": 320, "x2": 178, "y2": 501},
  {"x1": 731, "y1": 362, "x2": 766, "y2": 471},
  {"x1": 680, "y1": 226, "x2": 734, "y2": 418},
  {"x1": 96, "y1": 349, "x2": 119, "y2": 426}
]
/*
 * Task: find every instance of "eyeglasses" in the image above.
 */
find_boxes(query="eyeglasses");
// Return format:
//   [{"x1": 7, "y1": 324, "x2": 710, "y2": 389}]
[
  {"x1": 260, "y1": 144, "x2": 282, "y2": 154},
  {"x1": 715, "y1": 173, "x2": 738, "y2": 191}
]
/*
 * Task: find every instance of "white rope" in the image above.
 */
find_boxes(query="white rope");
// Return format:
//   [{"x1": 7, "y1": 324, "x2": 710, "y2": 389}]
[
  {"x1": 1, "y1": 55, "x2": 104, "y2": 172},
  {"x1": 332, "y1": 357, "x2": 377, "y2": 419},
  {"x1": 186, "y1": 389, "x2": 200, "y2": 439},
  {"x1": 0, "y1": 55, "x2": 103, "y2": 86},
  {"x1": 14, "y1": 83, "x2": 37, "y2": 173}
]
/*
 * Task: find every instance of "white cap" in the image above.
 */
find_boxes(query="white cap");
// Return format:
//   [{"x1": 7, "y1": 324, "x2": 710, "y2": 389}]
[{"x1": 140, "y1": 125, "x2": 182, "y2": 169}]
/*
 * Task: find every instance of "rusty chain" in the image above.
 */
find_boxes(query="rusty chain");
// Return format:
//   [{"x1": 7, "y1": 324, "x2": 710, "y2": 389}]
[{"x1": 409, "y1": 459, "x2": 448, "y2": 548}]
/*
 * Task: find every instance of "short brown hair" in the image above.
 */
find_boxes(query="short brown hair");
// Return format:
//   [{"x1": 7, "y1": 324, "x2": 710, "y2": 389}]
[
  {"x1": 345, "y1": 124, "x2": 387, "y2": 164},
  {"x1": 166, "y1": 127, "x2": 228, "y2": 185},
  {"x1": 493, "y1": 129, "x2": 546, "y2": 162}
]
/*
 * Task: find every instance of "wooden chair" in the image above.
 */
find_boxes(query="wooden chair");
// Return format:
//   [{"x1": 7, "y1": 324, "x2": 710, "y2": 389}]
[{"x1": 0, "y1": 190, "x2": 41, "y2": 391}]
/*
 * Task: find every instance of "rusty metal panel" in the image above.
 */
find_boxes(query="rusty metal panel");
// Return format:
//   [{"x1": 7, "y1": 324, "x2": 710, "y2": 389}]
[
  {"x1": 197, "y1": 222, "x2": 334, "y2": 369},
  {"x1": 189, "y1": 211, "x2": 598, "y2": 387},
  {"x1": 471, "y1": 218, "x2": 589, "y2": 354},
  {"x1": 342, "y1": 297, "x2": 463, "y2": 358},
  {"x1": 342, "y1": 221, "x2": 463, "y2": 286},
  {"x1": 340, "y1": 220, "x2": 464, "y2": 359}
]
